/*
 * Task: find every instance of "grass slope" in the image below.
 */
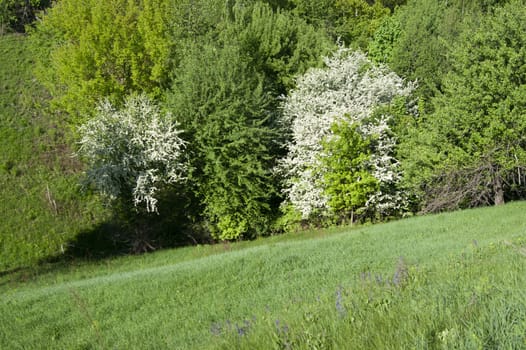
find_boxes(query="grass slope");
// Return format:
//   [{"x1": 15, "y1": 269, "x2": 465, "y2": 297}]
[
  {"x1": 0, "y1": 34, "x2": 108, "y2": 271},
  {"x1": 1, "y1": 202, "x2": 525, "y2": 349}
]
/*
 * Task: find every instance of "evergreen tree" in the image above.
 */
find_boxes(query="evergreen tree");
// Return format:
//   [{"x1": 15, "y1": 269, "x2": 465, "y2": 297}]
[
  {"x1": 166, "y1": 44, "x2": 281, "y2": 240},
  {"x1": 289, "y1": 0, "x2": 399, "y2": 49},
  {"x1": 219, "y1": 1, "x2": 333, "y2": 95},
  {"x1": 165, "y1": 2, "x2": 332, "y2": 239}
]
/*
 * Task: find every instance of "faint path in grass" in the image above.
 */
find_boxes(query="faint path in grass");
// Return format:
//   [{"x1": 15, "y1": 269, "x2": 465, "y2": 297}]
[
  {"x1": 1, "y1": 244, "x2": 273, "y2": 303},
  {"x1": 5, "y1": 202, "x2": 525, "y2": 304}
]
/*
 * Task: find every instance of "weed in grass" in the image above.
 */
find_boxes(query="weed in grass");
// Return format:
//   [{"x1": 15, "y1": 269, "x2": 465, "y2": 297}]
[
  {"x1": 211, "y1": 317, "x2": 256, "y2": 342},
  {"x1": 335, "y1": 286, "x2": 346, "y2": 317},
  {"x1": 274, "y1": 319, "x2": 293, "y2": 350},
  {"x1": 68, "y1": 287, "x2": 107, "y2": 349},
  {"x1": 210, "y1": 322, "x2": 222, "y2": 336},
  {"x1": 392, "y1": 256, "x2": 409, "y2": 288},
  {"x1": 236, "y1": 320, "x2": 250, "y2": 337}
]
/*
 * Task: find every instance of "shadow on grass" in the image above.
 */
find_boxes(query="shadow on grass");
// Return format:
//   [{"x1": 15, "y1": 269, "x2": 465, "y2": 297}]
[
  {"x1": 0, "y1": 222, "x2": 125, "y2": 287},
  {"x1": 54, "y1": 189, "x2": 211, "y2": 260},
  {"x1": 0, "y1": 211, "x2": 212, "y2": 286},
  {"x1": 53, "y1": 210, "x2": 213, "y2": 261}
]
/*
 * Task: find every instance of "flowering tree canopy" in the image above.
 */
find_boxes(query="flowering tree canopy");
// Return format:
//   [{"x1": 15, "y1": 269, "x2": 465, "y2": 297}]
[
  {"x1": 280, "y1": 47, "x2": 415, "y2": 220},
  {"x1": 78, "y1": 95, "x2": 186, "y2": 213}
]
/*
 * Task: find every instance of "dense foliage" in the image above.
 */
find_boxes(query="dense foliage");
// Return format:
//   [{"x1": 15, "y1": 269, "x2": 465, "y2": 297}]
[
  {"x1": 412, "y1": 0, "x2": 526, "y2": 211},
  {"x1": 370, "y1": 0, "x2": 510, "y2": 104},
  {"x1": 2, "y1": 0, "x2": 525, "y2": 264},
  {"x1": 163, "y1": 2, "x2": 333, "y2": 239},
  {"x1": 287, "y1": 0, "x2": 406, "y2": 48},
  {"x1": 29, "y1": 0, "x2": 179, "y2": 120},
  {"x1": 167, "y1": 43, "x2": 280, "y2": 239}
]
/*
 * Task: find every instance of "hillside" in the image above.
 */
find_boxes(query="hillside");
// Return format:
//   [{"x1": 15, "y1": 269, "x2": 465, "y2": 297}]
[
  {"x1": 0, "y1": 34, "x2": 109, "y2": 271},
  {"x1": 1, "y1": 202, "x2": 525, "y2": 348}
]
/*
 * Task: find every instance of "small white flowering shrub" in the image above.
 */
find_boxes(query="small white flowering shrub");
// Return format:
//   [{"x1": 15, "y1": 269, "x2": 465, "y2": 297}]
[
  {"x1": 279, "y1": 47, "x2": 415, "y2": 221},
  {"x1": 78, "y1": 94, "x2": 186, "y2": 213}
]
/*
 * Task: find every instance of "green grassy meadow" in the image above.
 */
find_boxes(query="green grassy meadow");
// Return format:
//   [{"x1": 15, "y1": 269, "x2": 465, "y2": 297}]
[{"x1": 1, "y1": 202, "x2": 525, "y2": 349}]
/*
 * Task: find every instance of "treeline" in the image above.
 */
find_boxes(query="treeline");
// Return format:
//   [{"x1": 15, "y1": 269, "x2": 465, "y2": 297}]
[{"x1": 5, "y1": 0, "x2": 526, "y2": 244}]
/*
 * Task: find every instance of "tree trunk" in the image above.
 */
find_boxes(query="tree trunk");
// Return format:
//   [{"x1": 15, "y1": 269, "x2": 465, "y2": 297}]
[{"x1": 494, "y1": 173, "x2": 505, "y2": 206}]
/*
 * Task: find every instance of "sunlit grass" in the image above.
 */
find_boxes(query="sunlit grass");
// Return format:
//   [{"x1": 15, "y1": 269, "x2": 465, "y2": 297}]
[{"x1": 1, "y1": 202, "x2": 525, "y2": 349}]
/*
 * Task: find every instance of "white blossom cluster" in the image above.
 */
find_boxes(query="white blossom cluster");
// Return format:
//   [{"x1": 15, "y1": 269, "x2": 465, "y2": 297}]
[
  {"x1": 78, "y1": 95, "x2": 186, "y2": 213},
  {"x1": 280, "y1": 47, "x2": 415, "y2": 219},
  {"x1": 361, "y1": 116, "x2": 407, "y2": 216}
]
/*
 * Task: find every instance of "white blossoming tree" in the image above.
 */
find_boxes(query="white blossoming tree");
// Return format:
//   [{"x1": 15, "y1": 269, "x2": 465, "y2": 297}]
[
  {"x1": 280, "y1": 47, "x2": 415, "y2": 222},
  {"x1": 78, "y1": 94, "x2": 186, "y2": 213}
]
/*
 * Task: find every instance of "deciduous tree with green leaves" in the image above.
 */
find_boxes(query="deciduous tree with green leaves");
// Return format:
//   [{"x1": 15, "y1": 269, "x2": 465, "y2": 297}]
[
  {"x1": 319, "y1": 121, "x2": 378, "y2": 223},
  {"x1": 414, "y1": 0, "x2": 526, "y2": 210},
  {"x1": 29, "y1": 0, "x2": 176, "y2": 121},
  {"x1": 371, "y1": 0, "x2": 509, "y2": 107}
]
